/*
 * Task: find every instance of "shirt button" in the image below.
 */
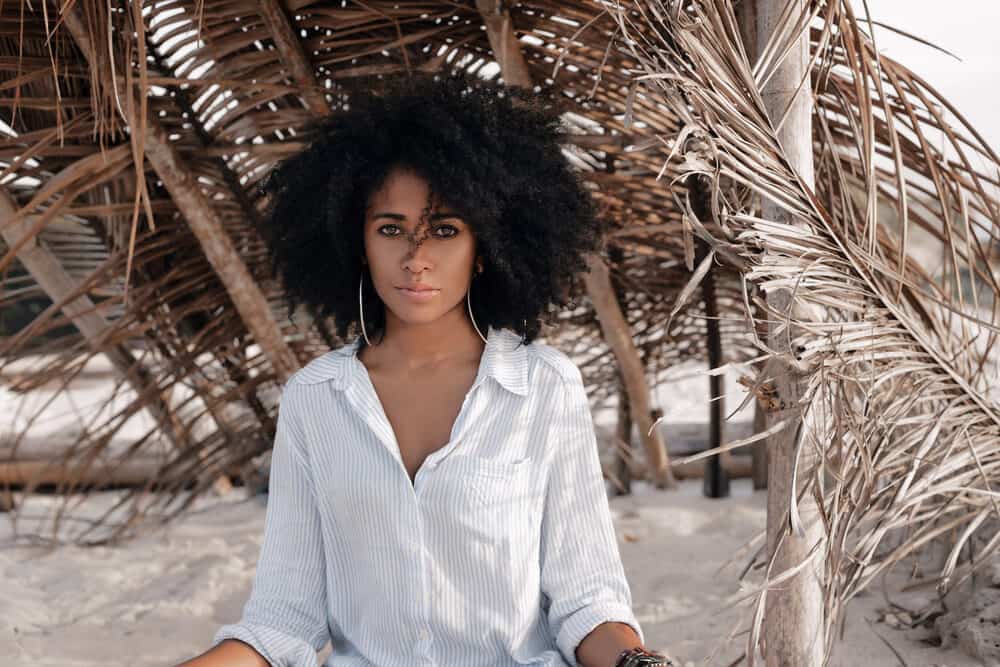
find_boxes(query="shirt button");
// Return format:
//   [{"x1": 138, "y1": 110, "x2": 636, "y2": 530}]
[{"x1": 418, "y1": 628, "x2": 431, "y2": 641}]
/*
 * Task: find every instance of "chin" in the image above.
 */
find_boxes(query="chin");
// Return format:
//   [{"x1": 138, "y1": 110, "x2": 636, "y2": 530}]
[{"x1": 386, "y1": 303, "x2": 451, "y2": 325}]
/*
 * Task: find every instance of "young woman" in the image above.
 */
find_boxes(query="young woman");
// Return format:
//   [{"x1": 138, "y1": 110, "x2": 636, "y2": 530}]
[{"x1": 178, "y1": 72, "x2": 670, "y2": 667}]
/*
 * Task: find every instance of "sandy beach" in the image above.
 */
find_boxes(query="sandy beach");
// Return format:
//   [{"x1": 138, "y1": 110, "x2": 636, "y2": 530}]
[
  {"x1": 0, "y1": 476, "x2": 984, "y2": 667},
  {"x1": 0, "y1": 356, "x2": 988, "y2": 666}
]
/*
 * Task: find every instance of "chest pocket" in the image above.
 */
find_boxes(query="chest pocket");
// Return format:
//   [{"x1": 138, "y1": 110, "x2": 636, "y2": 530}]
[
  {"x1": 458, "y1": 455, "x2": 535, "y2": 507},
  {"x1": 433, "y1": 453, "x2": 543, "y2": 533}
]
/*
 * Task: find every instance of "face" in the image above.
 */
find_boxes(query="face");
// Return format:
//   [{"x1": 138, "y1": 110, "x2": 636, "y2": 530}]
[{"x1": 363, "y1": 165, "x2": 480, "y2": 331}]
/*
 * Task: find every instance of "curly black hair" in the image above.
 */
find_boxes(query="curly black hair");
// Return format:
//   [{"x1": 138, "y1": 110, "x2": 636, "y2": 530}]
[{"x1": 257, "y1": 70, "x2": 606, "y2": 348}]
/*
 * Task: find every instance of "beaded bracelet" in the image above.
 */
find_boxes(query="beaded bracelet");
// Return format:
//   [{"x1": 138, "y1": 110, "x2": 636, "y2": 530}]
[{"x1": 613, "y1": 646, "x2": 674, "y2": 667}]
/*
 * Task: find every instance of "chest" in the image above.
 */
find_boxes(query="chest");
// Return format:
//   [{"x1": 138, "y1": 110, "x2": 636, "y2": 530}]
[
  {"x1": 307, "y1": 377, "x2": 551, "y2": 545},
  {"x1": 368, "y1": 365, "x2": 479, "y2": 484}
]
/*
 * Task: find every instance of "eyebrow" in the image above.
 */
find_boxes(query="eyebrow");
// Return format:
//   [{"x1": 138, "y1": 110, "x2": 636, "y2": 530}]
[{"x1": 370, "y1": 211, "x2": 463, "y2": 222}]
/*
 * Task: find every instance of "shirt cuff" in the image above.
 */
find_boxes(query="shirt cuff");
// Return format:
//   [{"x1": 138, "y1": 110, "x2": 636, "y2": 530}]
[
  {"x1": 555, "y1": 601, "x2": 645, "y2": 666},
  {"x1": 213, "y1": 622, "x2": 321, "y2": 667}
]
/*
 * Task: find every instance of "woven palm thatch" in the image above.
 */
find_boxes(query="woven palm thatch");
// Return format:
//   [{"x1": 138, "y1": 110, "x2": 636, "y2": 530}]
[
  {"x1": 1, "y1": 0, "x2": 756, "y2": 536},
  {"x1": 1, "y1": 0, "x2": 998, "y2": 663}
]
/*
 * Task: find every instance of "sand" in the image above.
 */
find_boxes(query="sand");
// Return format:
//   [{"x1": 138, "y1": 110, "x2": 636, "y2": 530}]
[
  {"x1": 0, "y1": 477, "x2": 984, "y2": 667},
  {"x1": 0, "y1": 355, "x2": 988, "y2": 666}
]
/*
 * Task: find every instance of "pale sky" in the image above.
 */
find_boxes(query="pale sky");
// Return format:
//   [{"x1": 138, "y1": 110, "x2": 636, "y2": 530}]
[{"x1": 856, "y1": 0, "x2": 1000, "y2": 153}]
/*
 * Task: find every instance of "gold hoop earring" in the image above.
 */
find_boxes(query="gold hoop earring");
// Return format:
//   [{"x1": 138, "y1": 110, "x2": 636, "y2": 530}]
[
  {"x1": 359, "y1": 274, "x2": 372, "y2": 346},
  {"x1": 467, "y1": 275, "x2": 488, "y2": 344}
]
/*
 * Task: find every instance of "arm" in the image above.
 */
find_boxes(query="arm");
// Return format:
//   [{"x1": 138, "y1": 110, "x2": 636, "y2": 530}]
[
  {"x1": 175, "y1": 639, "x2": 269, "y2": 667},
  {"x1": 576, "y1": 622, "x2": 644, "y2": 667},
  {"x1": 539, "y1": 363, "x2": 646, "y2": 667},
  {"x1": 177, "y1": 380, "x2": 330, "y2": 667}
]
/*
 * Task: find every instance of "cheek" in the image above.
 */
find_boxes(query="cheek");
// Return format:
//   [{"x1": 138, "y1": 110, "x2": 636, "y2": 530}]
[
  {"x1": 364, "y1": 235, "x2": 399, "y2": 267},
  {"x1": 443, "y1": 236, "x2": 477, "y2": 270}
]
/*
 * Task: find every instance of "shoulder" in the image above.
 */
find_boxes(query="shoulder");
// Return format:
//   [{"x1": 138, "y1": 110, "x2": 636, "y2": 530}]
[
  {"x1": 285, "y1": 340, "x2": 358, "y2": 390},
  {"x1": 274, "y1": 343, "x2": 356, "y2": 441},
  {"x1": 523, "y1": 338, "x2": 584, "y2": 389}
]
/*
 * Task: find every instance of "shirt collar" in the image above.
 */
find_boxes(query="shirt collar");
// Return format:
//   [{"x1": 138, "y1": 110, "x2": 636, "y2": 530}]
[{"x1": 293, "y1": 325, "x2": 529, "y2": 397}]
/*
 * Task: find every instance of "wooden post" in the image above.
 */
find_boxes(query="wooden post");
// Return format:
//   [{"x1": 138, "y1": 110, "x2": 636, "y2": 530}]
[
  {"x1": 737, "y1": 0, "x2": 770, "y2": 491},
  {"x1": 747, "y1": 0, "x2": 826, "y2": 663},
  {"x1": 609, "y1": 250, "x2": 635, "y2": 497},
  {"x1": 698, "y1": 239, "x2": 729, "y2": 498},
  {"x1": 688, "y1": 177, "x2": 730, "y2": 498},
  {"x1": 476, "y1": 0, "x2": 675, "y2": 488},
  {"x1": 613, "y1": 360, "x2": 633, "y2": 496}
]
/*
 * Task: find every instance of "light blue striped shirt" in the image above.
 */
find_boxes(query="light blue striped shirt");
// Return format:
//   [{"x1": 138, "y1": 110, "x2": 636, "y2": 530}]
[{"x1": 212, "y1": 325, "x2": 643, "y2": 666}]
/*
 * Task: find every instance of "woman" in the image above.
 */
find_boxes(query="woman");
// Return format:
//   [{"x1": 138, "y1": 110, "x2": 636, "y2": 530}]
[{"x1": 178, "y1": 72, "x2": 670, "y2": 667}]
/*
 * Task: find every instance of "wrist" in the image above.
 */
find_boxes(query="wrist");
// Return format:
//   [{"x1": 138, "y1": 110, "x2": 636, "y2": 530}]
[{"x1": 613, "y1": 646, "x2": 674, "y2": 667}]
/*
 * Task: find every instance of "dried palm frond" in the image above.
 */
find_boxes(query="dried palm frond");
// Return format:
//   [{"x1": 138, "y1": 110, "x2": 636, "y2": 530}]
[{"x1": 605, "y1": 0, "x2": 999, "y2": 662}]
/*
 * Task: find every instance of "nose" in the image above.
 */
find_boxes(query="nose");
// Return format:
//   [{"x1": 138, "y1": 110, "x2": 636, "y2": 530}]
[{"x1": 401, "y1": 230, "x2": 433, "y2": 274}]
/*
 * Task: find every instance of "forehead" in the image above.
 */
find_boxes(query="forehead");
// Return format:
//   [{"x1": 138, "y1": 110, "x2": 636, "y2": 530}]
[{"x1": 366, "y1": 167, "x2": 458, "y2": 214}]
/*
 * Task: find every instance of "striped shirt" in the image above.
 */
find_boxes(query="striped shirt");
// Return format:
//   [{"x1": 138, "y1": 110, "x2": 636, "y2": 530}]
[{"x1": 212, "y1": 325, "x2": 643, "y2": 666}]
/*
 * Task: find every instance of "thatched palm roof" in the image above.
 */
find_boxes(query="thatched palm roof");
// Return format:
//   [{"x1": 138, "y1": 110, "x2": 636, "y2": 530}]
[
  {"x1": 2, "y1": 0, "x2": 756, "y2": 503},
  {"x1": 2, "y1": 1, "x2": 999, "y2": 663}
]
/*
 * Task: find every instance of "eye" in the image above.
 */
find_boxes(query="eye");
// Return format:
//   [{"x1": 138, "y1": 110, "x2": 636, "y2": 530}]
[
  {"x1": 434, "y1": 224, "x2": 459, "y2": 238},
  {"x1": 377, "y1": 224, "x2": 401, "y2": 236}
]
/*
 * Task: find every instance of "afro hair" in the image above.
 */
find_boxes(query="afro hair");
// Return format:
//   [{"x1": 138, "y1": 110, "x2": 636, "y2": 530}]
[{"x1": 256, "y1": 70, "x2": 607, "y2": 348}]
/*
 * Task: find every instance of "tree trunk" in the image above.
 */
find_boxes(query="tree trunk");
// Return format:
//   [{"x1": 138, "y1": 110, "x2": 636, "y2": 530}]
[{"x1": 748, "y1": 0, "x2": 826, "y2": 664}]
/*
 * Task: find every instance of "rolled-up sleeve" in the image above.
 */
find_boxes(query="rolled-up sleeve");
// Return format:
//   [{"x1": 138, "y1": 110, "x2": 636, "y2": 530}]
[
  {"x1": 212, "y1": 380, "x2": 329, "y2": 666},
  {"x1": 539, "y1": 364, "x2": 644, "y2": 666}
]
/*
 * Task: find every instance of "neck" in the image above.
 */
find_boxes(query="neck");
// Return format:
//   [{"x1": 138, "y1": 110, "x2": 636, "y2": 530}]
[{"x1": 363, "y1": 307, "x2": 486, "y2": 372}]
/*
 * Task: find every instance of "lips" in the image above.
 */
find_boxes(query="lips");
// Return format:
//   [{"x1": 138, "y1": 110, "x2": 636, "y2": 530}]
[{"x1": 396, "y1": 285, "x2": 441, "y2": 301}]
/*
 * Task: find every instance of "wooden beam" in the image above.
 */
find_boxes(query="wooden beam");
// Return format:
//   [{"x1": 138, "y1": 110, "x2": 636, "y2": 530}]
[
  {"x1": 0, "y1": 457, "x2": 171, "y2": 488},
  {"x1": 475, "y1": 0, "x2": 676, "y2": 488},
  {"x1": 652, "y1": 456, "x2": 752, "y2": 481},
  {"x1": 141, "y1": 41, "x2": 285, "y2": 443},
  {"x1": 1, "y1": 217, "x2": 117, "y2": 350},
  {"x1": 60, "y1": 4, "x2": 299, "y2": 384},
  {"x1": 583, "y1": 257, "x2": 675, "y2": 488},
  {"x1": 475, "y1": 0, "x2": 535, "y2": 89},
  {"x1": 257, "y1": 0, "x2": 332, "y2": 116},
  {"x1": 751, "y1": 402, "x2": 769, "y2": 489},
  {"x1": 0, "y1": 206, "x2": 167, "y2": 435},
  {"x1": 0, "y1": 453, "x2": 757, "y2": 489},
  {"x1": 0, "y1": 194, "x2": 232, "y2": 495}
]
